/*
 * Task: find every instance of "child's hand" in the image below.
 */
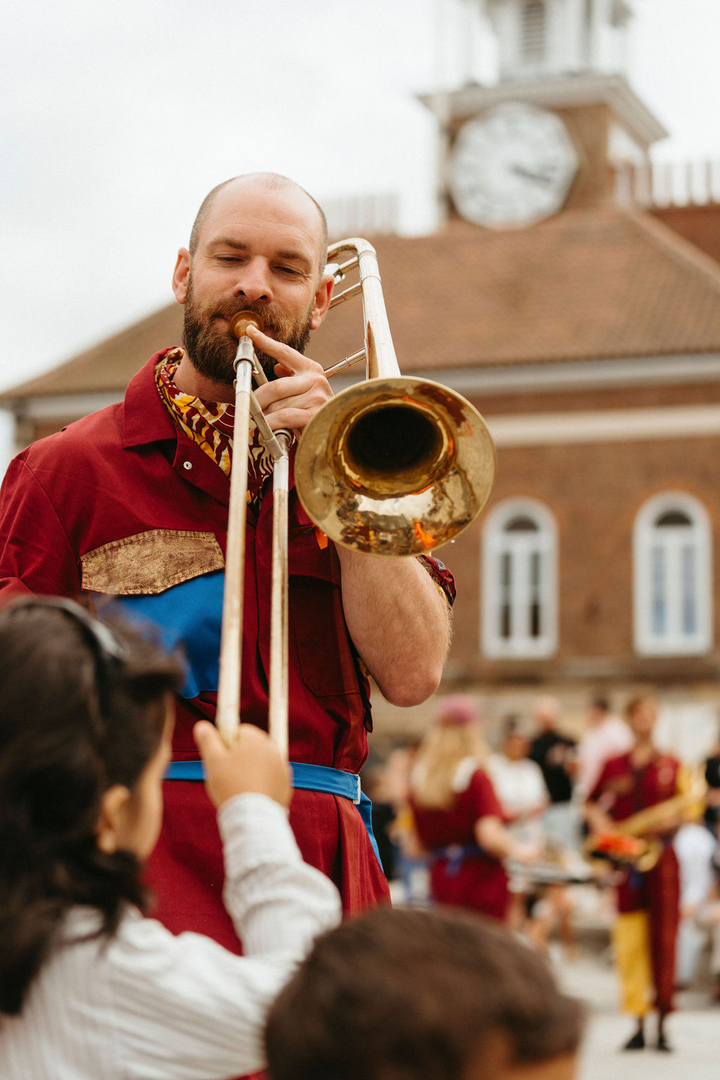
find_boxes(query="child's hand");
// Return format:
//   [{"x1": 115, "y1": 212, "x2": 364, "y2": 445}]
[{"x1": 193, "y1": 721, "x2": 292, "y2": 810}]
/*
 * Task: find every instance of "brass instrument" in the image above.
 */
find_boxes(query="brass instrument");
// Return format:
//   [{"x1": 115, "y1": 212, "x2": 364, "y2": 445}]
[
  {"x1": 584, "y1": 771, "x2": 707, "y2": 872},
  {"x1": 294, "y1": 238, "x2": 496, "y2": 556},
  {"x1": 216, "y1": 238, "x2": 497, "y2": 749}
]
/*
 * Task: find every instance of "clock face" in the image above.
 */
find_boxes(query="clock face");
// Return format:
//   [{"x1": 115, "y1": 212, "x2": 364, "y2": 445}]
[{"x1": 448, "y1": 103, "x2": 579, "y2": 229}]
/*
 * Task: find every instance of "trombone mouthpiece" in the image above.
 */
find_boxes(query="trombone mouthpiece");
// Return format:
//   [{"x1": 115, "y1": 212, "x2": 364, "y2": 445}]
[{"x1": 229, "y1": 310, "x2": 265, "y2": 339}]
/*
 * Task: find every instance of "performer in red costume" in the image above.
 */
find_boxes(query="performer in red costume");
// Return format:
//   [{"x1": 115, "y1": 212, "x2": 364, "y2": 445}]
[
  {"x1": 585, "y1": 694, "x2": 687, "y2": 1053},
  {"x1": 0, "y1": 173, "x2": 454, "y2": 950},
  {"x1": 409, "y1": 697, "x2": 535, "y2": 922}
]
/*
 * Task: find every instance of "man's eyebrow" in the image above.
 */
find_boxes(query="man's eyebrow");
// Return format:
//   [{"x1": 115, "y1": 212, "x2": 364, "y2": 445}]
[
  {"x1": 208, "y1": 237, "x2": 250, "y2": 251},
  {"x1": 276, "y1": 248, "x2": 313, "y2": 268},
  {"x1": 208, "y1": 237, "x2": 313, "y2": 268}
]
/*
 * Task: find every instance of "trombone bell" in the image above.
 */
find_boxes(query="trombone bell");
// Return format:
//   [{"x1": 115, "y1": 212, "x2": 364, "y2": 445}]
[{"x1": 295, "y1": 375, "x2": 495, "y2": 556}]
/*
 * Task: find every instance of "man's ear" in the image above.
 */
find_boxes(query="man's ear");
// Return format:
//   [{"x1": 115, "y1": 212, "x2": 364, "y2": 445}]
[
  {"x1": 95, "y1": 784, "x2": 132, "y2": 855},
  {"x1": 310, "y1": 272, "x2": 334, "y2": 331},
  {"x1": 172, "y1": 248, "x2": 191, "y2": 306}
]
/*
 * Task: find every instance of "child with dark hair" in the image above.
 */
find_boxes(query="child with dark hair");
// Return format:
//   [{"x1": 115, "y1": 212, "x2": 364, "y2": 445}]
[
  {"x1": 265, "y1": 905, "x2": 584, "y2": 1080},
  {"x1": 0, "y1": 598, "x2": 340, "y2": 1079}
]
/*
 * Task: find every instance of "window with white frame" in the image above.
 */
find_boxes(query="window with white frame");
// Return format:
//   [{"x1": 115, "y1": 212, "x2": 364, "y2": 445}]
[
  {"x1": 633, "y1": 492, "x2": 712, "y2": 656},
  {"x1": 482, "y1": 499, "x2": 558, "y2": 658}
]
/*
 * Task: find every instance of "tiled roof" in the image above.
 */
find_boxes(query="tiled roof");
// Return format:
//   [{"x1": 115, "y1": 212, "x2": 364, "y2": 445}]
[
  {"x1": 364, "y1": 208, "x2": 720, "y2": 369},
  {"x1": 5, "y1": 207, "x2": 720, "y2": 402}
]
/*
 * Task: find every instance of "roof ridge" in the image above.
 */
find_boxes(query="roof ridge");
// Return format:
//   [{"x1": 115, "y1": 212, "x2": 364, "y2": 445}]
[{"x1": 624, "y1": 208, "x2": 720, "y2": 291}]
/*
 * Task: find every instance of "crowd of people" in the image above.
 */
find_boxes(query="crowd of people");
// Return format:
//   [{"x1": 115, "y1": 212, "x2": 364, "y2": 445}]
[{"x1": 370, "y1": 691, "x2": 720, "y2": 1053}]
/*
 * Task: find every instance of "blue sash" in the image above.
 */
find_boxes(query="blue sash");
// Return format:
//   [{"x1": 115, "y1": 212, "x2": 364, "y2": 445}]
[{"x1": 165, "y1": 758, "x2": 382, "y2": 867}]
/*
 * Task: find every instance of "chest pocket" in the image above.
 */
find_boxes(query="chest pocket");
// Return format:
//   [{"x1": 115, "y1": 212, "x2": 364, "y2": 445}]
[{"x1": 80, "y1": 530, "x2": 224, "y2": 594}]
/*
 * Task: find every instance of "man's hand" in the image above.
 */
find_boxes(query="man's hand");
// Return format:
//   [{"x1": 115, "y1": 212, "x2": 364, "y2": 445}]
[
  {"x1": 194, "y1": 720, "x2": 292, "y2": 810},
  {"x1": 247, "y1": 325, "x2": 332, "y2": 437}
]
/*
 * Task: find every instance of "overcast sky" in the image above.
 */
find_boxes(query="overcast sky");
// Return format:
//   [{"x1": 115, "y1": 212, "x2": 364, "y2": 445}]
[{"x1": 2, "y1": 0, "x2": 720, "y2": 399}]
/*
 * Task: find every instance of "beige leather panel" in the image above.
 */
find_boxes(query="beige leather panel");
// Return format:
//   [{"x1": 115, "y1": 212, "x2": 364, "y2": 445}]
[{"x1": 81, "y1": 529, "x2": 224, "y2": 595}]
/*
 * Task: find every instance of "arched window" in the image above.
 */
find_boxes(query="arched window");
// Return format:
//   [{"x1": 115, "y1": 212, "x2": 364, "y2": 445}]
[
  {"x1": 482, "y1": 499, "x2": 558, "y2": 658},
  {"x1": 521, "y1": 0, "x2": 546, "y2": 63},
  {"x1": 633, "y1": 492, "x2": 712, "y2": 655}
]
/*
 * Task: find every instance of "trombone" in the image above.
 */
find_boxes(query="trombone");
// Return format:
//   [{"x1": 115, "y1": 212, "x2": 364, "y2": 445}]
[
  {"x1": 295, "y1": 239, "x2": 496, "y2": 555},
  {"x1": 216, "y1": 238, "x2": 496, "y2": 752}
]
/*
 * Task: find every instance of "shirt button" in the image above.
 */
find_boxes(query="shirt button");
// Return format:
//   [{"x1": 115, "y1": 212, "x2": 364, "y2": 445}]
[{"x1": 183, "y1": 461, "x2": 193, "y2": 471}]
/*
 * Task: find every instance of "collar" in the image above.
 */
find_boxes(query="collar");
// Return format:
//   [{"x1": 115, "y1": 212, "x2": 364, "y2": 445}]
[{"x1": 122, "y1": 349, "x2": 180, "y2": 449}]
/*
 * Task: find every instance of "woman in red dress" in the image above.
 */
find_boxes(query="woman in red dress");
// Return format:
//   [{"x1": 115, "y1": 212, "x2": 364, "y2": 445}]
[{"x1": 409, "y1": 697, "x2": 535, "y2": 923}]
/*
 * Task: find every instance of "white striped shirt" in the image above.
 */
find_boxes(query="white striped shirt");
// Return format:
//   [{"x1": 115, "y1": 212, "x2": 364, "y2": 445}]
[{"x1": 0, "y1": 793, "x2": 341, "y2": 1079}]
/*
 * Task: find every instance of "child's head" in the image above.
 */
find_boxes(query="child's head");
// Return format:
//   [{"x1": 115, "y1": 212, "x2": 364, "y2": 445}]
[
  {"x1": 265, "y1": 906, "x2": 584, "y2": 1080},
  {"x1": 0, "y1": 597, "x2": 182, "y2": 1015}
]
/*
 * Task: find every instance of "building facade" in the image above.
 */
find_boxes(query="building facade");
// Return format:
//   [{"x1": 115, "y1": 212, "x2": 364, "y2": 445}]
[{"x1": 3, "y1": 0, "x2": 720, "y2": 755}]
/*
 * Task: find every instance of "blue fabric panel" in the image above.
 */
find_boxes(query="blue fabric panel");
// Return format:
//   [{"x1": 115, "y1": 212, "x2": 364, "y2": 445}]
[{"x1": 113, "y1": 571, "x2": 224, "y2": 700}]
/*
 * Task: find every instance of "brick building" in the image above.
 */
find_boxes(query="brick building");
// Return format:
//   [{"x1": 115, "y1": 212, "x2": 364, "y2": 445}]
[{"x1": 3, "y1": 0, "x2": 720, "y2": 753}]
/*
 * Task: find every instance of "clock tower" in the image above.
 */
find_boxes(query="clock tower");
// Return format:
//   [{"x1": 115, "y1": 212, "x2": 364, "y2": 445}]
[{"x1": 422, "y1": 0, "x2": 667, "y2": 228}]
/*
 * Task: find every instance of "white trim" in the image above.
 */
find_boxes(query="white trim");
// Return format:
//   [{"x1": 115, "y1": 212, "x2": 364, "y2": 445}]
[
  {"x1": 633, "y1": 491, "x2": 713, "y2": 656},
  {"x1": 482, "y1": 497, "x2": 558, "y2": 659},
  {"x1": 0, "y1": 392, "x2": 122, "y2": 420},
  {"x1": 487, "y1": 404, "x2": 720, "y2": 447},
  {"x1": 441, "y1": 354, "x2": 720, "y2": 395},
  {"x1": 418, "y1": 72, "x2": 668, "y2": 146},
  {"x1": 331, "y1": 354, "x2": 720, "y2": 399},
  {"x1": 7, "y1": 353, "x2": 720, "y2": 416}
]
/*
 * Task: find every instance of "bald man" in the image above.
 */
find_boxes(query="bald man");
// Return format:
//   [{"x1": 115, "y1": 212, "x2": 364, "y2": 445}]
[{"x1": 0, "y1": 174, "x2": 454, "y2": 949}]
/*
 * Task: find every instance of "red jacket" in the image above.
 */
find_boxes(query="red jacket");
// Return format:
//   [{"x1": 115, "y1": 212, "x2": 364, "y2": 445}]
[
  {"x1": 411, "y1": 768, "x2": 509, "y2": 922},
  {"x1": 0, "y1": 352, "x2": 390, "y2": 946}
]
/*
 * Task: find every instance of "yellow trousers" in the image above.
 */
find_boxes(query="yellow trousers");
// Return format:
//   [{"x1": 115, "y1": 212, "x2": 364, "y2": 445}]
[{"x1": 613, "y1": 910, "x2": 652, "y2": 1015}]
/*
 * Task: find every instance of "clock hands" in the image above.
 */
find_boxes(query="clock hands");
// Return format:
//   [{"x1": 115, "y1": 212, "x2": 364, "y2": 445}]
[{"x1": 510, "y1": 163, "x2": 556, "y2": 187}]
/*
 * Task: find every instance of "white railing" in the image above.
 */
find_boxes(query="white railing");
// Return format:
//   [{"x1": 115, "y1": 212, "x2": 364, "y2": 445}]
[
  {"x1": 615, "y1": 159, "x2": 720, "y2": 210},
  {"x1": 323, "y1": 192, "x2": 400, "y2": 240}
]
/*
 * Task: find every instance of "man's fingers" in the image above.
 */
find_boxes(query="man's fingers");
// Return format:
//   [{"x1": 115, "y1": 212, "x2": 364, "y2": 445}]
[
  {"x1": 254, "y1": 374, "x2": 318, "y2": 409},
  {"x1": 246, "y1": 326, "x2": 307, "y2": 373}
]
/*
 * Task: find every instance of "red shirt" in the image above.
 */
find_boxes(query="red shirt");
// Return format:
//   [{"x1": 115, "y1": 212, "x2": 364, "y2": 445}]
[
  {"x1": 411, "y1": 767, "x2": 509, "y2": 921},
  {"x1": 587, "y1": 749, "x2": 682, "y2": 917},
  {"x1": 587, "y1": 751, "x2": 681, "y2": 823},
  {"x1": 0, "y1": 352, "x2": 392, "y2": 944}
]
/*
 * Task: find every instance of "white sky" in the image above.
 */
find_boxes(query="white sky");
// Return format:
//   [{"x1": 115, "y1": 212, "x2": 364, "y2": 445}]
[{"x1": 2, "y1": 0, "x2": 720, "y2": 398}]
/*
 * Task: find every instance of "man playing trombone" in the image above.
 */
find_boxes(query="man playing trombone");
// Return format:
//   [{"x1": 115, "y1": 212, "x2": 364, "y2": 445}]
[{"x1": 0, "y1": 172, "x2": 455, "y2": 947}]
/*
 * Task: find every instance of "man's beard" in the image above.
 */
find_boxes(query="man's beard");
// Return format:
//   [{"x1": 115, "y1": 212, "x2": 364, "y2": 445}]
[{"x1": 182, "y1": 278, "x2": 314, "y2": 386}]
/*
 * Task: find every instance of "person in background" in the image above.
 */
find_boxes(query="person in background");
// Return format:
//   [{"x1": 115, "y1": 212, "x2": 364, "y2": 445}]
[
  {"x1": 674, "y1": 820, "x2": 717, "y2": 990},
  {"x1": 529, "y1": 695, "x2": 577, "y2": 851},
  {"x1": 695, "y1": 842, "x2": 720, "y2": 1003},
  {"x1": 488, "y1": 715, "x2": 548, "y2": 936},
  {"x1": 359, "y1": 764, "x2": 397, "y2": 883},
  {"x1": 703, "y1": 724, "x2": 720, "y2": 835},
  {"x1": 527, "y1": 697, "x2": 579, "y2": 957},
  {"x1": 264, "y1": 906, "x2": 585, "y2": 1080},
  {"x1": 0, "y1": 598, "x2": 340, "y2": 1080},
  {"x1": 381, "y1": 738, "x2": 430, "y2": 905},
  {"x1": 409, "y1": 697, "x2": 536, "y2": 923},
  {"x1": 574, "y1": 697, "x2": 633, "y2": 807},
  {"x1": 585, "y1": 694, "x2": 686, "y2": 1053}
]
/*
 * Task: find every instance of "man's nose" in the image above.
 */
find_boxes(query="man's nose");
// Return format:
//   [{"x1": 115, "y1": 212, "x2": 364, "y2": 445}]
[{"x1": 233, "y1": 258, "x2": 272, "y2": 304}]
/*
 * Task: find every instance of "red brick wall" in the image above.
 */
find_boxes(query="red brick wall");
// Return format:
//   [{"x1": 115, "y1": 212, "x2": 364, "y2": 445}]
[{"x1": 443, "y1": 432, "x2": 720, "y2": 686}]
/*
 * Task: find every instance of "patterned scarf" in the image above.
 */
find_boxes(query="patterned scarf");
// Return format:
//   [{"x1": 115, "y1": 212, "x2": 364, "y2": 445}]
[{"x1": 155, "y1": 350, "x2": 275, "y2": 504}]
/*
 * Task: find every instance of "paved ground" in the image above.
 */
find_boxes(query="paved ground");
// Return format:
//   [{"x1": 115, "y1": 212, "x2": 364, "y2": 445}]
[{"x1": 551, "y1": 936, "x2": 720, "y2": 1080}]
